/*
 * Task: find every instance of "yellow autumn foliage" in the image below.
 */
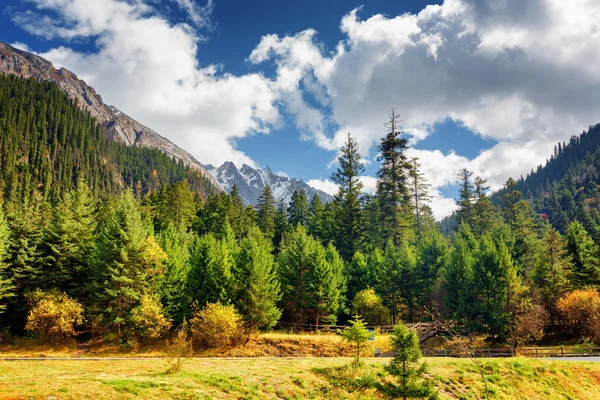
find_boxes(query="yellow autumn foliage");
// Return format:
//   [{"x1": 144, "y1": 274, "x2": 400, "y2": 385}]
[
  {"x1": 130, "y1": 294, "x2": 172, "y2": 341},
  {"x1": 190, "y1": 302, "x2": 243, "y2": 348},
  {"x1": 25, "y1": 290, "x2": 84, "y2": 343}
]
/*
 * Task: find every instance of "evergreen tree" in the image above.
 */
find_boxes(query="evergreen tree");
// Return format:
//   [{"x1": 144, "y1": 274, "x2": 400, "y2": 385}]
[
  {"x1": 187, "y1": 230, "x2": 236, "y2": 308},
  {"x1": 256, "y1": 185, "x2": 277, "y2": 241},
  {"x1": 273, "y1": 199, "x2": 289, "y2": 250},
  {"x1": 534, "y1": 226, "x2": 571, "y2": 317},
  {"x1": 471, "y1": 177, "x2": 495, "y2": 235},
  {"x1": 565, "y1": 221, "x2": 600, "y2": 287},
  {"x1": 307, "y1": 195, "x2": 324, "y2": 239},
  {"x1": 455, "y1": 169, "x2": 475, "y2": 227},
  {"x1": 233, "y1": 226, "x2": 281, "y2": 331},
  {"x1": 377, "y1": 324, "x2": 438, "y2": 400},
  {"x1": 277, "y1": 225, "x2": 343, "y2": 327},
  {"x1": 408, "y1": 158, "x2": 433, "y2": 240},
  {"x1": 0, "y1": 205, "x2": 14, "y2": 314},
  {"x1": 90, "y1": 191, "x2": 166, "y2": 336},
  {"x1": 287, "y1": 189, "x2": 309, "y2": 228},
  {"x1": 332, "y1": 133, "x2": 365, "y2": 260},
  {"x1": 376, "y1": 109, "x2": 412, "y2": 247},
  {"x1": 157, "y1": 224, "x2": 192, "y2": 324}
]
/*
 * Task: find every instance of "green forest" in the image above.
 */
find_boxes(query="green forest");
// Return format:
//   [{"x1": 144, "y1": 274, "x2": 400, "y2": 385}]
[{"x1": 1, "y1": 75, "x2": 600, "y2": 347}]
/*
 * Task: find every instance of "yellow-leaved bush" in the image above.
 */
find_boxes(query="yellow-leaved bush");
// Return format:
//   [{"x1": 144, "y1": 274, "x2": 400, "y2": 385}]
[
  {"x1": 130, "y1": 294, "x2": 172, "y2": 341},
  {"x1": 25, "y1": 290, "x2": 84, "y2": 343},
  {"x1": 557, "y1": 289, "x2": 600, "y2": 342},
  {"x1": 190, "y1": 302, "x2": 243, "y2": 348}
]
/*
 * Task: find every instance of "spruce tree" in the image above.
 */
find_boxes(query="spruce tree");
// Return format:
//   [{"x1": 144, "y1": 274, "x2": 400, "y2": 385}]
[
  {"x1": 307, "y1": 195, "x2": 324, "y2": 239},
  {"x1": 332, "y1": 133, "x2": 365, "y2": 260},
  {"x1": 233, "y1": 226, "x2": 281, "y2": 331},
  {"x1": 256, "y1": 185, "x2": 277, "y2": 241},
  {"x1": 376, "y1": 109, "x2": 412, "y2": 247},
  {"x1": 408, "y1": 158, "x2": 432, "y2": 240},
  {"x1": 287, "y1": 189, "x2": 309, "y2": 228},
  {"x1": 565, "y1": 221, "x2": 600, "y2": 287},
  {"x1": 0, "y1": 205, "x2": 14, "y2": 314},
  {"x1": 455, "y1": 168, "x2": 475, "y2": 227}
]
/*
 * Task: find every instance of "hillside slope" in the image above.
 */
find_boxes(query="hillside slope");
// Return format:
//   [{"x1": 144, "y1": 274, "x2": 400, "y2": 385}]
[{"x1": 0, "y1": 41, "x2": 223, "y2": 193}]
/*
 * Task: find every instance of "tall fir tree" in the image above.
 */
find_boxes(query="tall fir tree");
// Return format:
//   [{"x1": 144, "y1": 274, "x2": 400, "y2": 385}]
[
  {"x1": 331, "y1": 133, "x2": 365, "y2": 260},
  {"x1": 408, "y1": 158, "x2": 433, "y2": 240},
  {"x1": 455, "y1": 168, "x2": 475, "y2": 228},
  {"x1": 233, "y1": 226, "x2": 281, "y2": 331},
  {"x1": 0, "y1": 205, "x2": 14, "y2": 314},
  {"x1": 256, "y1": 185, "x2": 277, "y2": 241},
  {"x1": 376, "y1": 109, "x2": 412, "y2": 247},
  {"x1": 565, "y1": 221, "x2": 600, "y2": 287},
  {"x1": 287, "y1": 189, "x2": 309, "y2": 228}
]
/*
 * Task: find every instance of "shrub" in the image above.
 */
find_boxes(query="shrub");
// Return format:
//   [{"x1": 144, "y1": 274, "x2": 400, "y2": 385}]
[
  {"x1": 130, "y1": 294, "x2": 172, "y2": 341},
  {"x1": 165, "y1": 319, "x2": 193, "y2": 374},
  {"x1": 557, "y1": 289, "x2": 600, "y2": 342},
  {"x1": 513, "y1": 301, "x2": 549, "y2": 345},
  {"x1": 352, "y1": 288, "x2": 390, "y2": 326},
  {"x1": 25, "y1": 290, "x2": 84, "y2": 343},
  {"x1": 190, "y1": 302, "x2": 243, "y2": 348}
]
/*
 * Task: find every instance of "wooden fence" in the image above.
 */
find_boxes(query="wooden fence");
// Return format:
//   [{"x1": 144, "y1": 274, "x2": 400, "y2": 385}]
[{"x1": 422, "y1": 346, "x2": 600, "y2": 358}]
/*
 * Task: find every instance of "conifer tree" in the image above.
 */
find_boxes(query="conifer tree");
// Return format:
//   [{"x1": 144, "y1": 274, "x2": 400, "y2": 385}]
[
  {"x1": 534, "y1": 226, "x2": 571, "y2": 317},
  {"x1": 307, "y1": 195, "x2": 324, "y2": 239},
  {"x1": 277, "y1": 225, "x2": 343, "y2": 327},
  {"x1": 377, "y1": 109, "x2": 412, "y2": 247},
  {"x1": 565, "y1": 221, "x2": 600, "y2": 287},
  {"x1": 287, "y1": 189, "x2": 309, "y2": 228},
  {"x1": 187, "y1": 231, "x2": 236, "y2": 308},
  {"x1": 256, "y1": 185, "x2": 277, "y2": 241},
  {"x1": 157, "y1": 224, "x2": 192, "y2": 324},
  {"x1": 455, "y1": 168, "x2": 475, "y2": 227},
  {"x1": 233, "y1": 226, "x2": 281, "y2": 331},
  {"x1": 332, "y1": 133, "x2": 365, "y2": 260},
  {"x1": 408, "y1": 158, "x2": 433, "y2": 240},
  {"x1": 273, "y1": 199, "x2": 289, "y2": 250},
  {"x1": 471, "y1": 177, "x2": 495, "y2": 235},
  {"x1": 0, "y1": 205, "x2": 14, "y2": 314},
  {"x1": 90, "y1": 191, "x2": 166, "y2": 337}
]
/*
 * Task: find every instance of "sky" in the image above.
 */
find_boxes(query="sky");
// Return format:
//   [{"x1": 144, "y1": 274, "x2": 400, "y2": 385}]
[{"x1": 2, "y1": 0, "x2": 600, "y2": 219}]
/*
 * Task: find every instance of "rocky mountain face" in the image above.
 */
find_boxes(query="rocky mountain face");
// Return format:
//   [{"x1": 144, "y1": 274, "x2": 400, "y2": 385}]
[
  {"x1": 206, "y1": 162, "x2": 334, "y2": 206},
  {"x1": 0, "y1": 41, "x2": 223, "y2": 192}
]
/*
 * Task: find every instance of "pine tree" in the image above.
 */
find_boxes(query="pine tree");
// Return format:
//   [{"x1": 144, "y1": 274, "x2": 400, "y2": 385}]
[
  {"x1": 408, "y1": 158, "x2": 432, "y2": 240},
  {"x1": 157, "y1": 224, "x2": 192, "y2": 324},
  {"x1": 256, "y1": 185, "x2": 277, "y2": 241},
  {"x1": 376, "y1": 324, "x2": 438, "y2": 399},
  {"x1": 233, "y1": 226, "x2": 281, "y2": 331},
  {"x1": 565, "y1": 221, "x2": 600, "y2": 287},
  {"x1": 471, "y1": 177, "x2": 495, "y2": 235},
  {"x1": 332, "y1": 133, "x2": 365, "y2": 260},
  {"x1": 273, "y1": 199, "x2": 289, "y2": 250},
  {"x1": 376, "y1": 109, "x2": 412, "y2": 247},
  {"x1": 287, "y1": 189, "x2": 309, "y2": 228},
  {"x1": 277, "y1": 225, "x2": 343, "y2": 327},
  {"x1": 307, "y1": 195, "x2": 324, "y2": 239},
  {"x1": 455, "y1": 169, "x2": 475, "y2": 227},
  {"x1": 534, "y1": 226, "x2": 571, "y2": 317},
  {"x1": 90, "y1": 191, "x2": 166, "y2": 337},
  {"x1": 0, "y1": 205, "x2": 15, "y2": 314}
]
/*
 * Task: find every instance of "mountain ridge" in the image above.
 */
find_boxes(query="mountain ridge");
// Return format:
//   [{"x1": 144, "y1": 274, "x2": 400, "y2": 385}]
[
  {"x1": 206, "y1": 161, "x2": 334, "y2": 206},
  {"x1": 0, "y1": 41, "x2": 224, "y2": 193}
]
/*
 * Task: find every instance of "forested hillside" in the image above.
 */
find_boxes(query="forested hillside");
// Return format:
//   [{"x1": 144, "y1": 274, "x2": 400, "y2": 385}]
[
  {"x1": 0, "y1": 75, "x2": 219, "y2": 203},
  {"x1": 0, "y1": 84, "x2": 599, "y2": 349},
  {"x1": 494, "y1": 124, "x2": 600, "y2": 238}
]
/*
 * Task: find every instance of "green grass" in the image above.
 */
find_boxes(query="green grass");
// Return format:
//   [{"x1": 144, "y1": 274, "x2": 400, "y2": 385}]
[{"x1": 0, "y1": 357, "x2": 600, "y2": 399}]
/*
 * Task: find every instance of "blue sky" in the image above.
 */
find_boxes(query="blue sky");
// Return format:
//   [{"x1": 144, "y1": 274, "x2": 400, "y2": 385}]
[{"x1": 2, "y1": 0, "x2": 600, "y2": 218}]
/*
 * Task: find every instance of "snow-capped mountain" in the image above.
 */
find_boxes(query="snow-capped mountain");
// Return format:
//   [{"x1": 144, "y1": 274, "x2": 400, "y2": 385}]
[{"x1": 205, "y1": 162, "x2": 334, "y2": 206}]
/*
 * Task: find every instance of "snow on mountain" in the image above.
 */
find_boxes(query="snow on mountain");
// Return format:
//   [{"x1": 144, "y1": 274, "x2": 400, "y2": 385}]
[{"x1": 205, "y1": 162, "x2": 334, "y2": 206}]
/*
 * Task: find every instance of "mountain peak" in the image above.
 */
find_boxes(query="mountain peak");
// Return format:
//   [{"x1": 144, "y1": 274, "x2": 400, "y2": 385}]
[{"x1": 209, "y1": 162, "x2": 333, "y2": 206}]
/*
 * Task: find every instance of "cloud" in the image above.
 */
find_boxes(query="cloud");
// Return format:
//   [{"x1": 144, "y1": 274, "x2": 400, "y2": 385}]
[
  {"x1": 13, "y1": 0, "x2": 281, "y2": 167},
  {"x1": 174, "y1": 0, "x2": 214, "y2": 29},
  {"x1": 307, "y1": 178, "x2": 339, "y2": 196},
  {"x1": 249, "y1": 0, "x2": 600, "y2": 217}
]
